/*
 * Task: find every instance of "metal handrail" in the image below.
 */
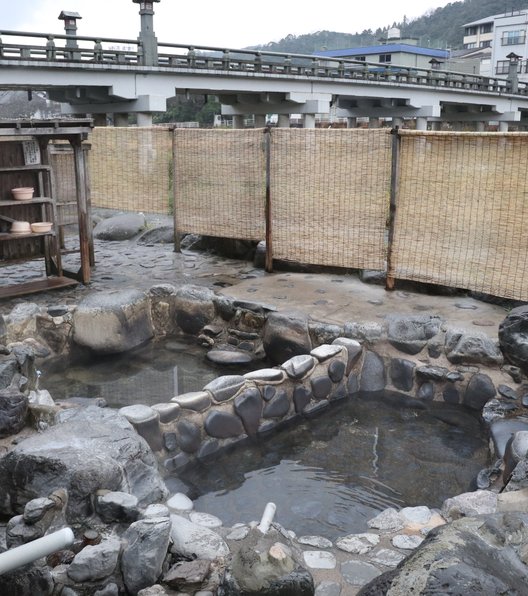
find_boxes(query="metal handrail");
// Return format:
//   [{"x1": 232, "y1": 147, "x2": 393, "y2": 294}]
[{"x1": 0, "y1": 29, "x2": 526, "y2": 96}]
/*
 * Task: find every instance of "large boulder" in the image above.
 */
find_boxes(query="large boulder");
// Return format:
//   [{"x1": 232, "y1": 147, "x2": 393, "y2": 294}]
[
  {"x1": 387, "y1": 315, "x2": 443, "y2": 355},
  {"x1": 499, "y1": 305, "x2": 528, "y2": 374},
  {"x1": 358, "y1": 513, "x2": 528, "y2": 595},
  {"x1": 93, "y1": 213, "x2": 146, "y2": 241},
  {"x1": 73, "y1": 289, "x2": 154, "y2": 354},
  {"x1": 263, "y1": 312, "x2": 312, "y2": 365},
  {"x1": 0, "y1": 407, "x2": 168, "y2": 522}
]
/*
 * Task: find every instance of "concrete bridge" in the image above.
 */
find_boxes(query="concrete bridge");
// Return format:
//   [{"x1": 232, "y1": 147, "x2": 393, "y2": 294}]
[{"x1": 2, "y1": 13, "x2": 528, "y2": 129}]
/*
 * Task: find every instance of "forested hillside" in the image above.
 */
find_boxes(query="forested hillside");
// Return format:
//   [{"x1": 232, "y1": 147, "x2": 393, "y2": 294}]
[{"x1": 251, "y1": 0, "x2": 528, "y2": 53}]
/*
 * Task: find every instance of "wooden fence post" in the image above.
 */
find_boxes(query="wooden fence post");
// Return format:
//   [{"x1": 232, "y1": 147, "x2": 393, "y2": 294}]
[
  {"x1": 386, "y1": 126, "x2": 400, "y2": 291},
  {"x1": 264, "y1": 126, "x2": 273, "y2": 273},
  {"x1": 171, "y1": 126, "x2": 181, "y2": 253}
]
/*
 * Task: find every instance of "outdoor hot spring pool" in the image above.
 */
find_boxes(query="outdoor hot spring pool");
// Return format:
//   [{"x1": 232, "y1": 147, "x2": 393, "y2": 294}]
[{"x1": 41, "y1": 339, "x2": 490, "y2": 539}]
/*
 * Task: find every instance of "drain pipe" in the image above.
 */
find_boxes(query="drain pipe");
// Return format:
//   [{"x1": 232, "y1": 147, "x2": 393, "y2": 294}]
[
  {"x1": 0, "y1": 528, "x2": 74, "y2": 575},
  {"x1": 257, "y1": 502, "x2": 277, "y2": 534}
]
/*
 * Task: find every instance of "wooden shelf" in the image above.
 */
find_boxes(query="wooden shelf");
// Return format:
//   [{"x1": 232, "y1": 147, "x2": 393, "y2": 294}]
[
  {"x1": 0, "y1": 165, "x2": 51, "y2": 173},
  {"x1": 0, "y1": 197, "x2": 53, "y2": 207},
  {"x1": 0, "y1": 231, "x2": 55, "y2": 241},
  {"x1": 0, "y1": 276, "x2": 78, "y2": 299}
]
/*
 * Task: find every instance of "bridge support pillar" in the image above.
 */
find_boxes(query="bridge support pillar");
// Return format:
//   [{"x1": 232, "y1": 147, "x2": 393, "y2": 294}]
[
  {"x1": 346, "y1": 117, "x2": 357, "y2": 128},
  {"x1": 392, "y1": 117, "x2": 404, "y2": 128},
  {"x1": 416, "y1": 117, "x2": 428, "y2": 131},
  {"x1": 137, "y1": 113, "x2": 153, "y2": 127},
  {"x1": 232, "y1": 115, "x2": 245, "y2": 129},
  {"x1": 303, "y1": 114, "x2": 316, "y2": 129},
  {"x1": 499, "y1": 122, "x2": 509, "y2": 132},
  {"x1": 254, "y1": 114, "x2": 266, "y2": 128},
  {"x1": 114, "y1": 113, "x2": 130, "y2": 127},
  {"x1": 278, "y1": 115, "x2": 290, "y2": 128}
]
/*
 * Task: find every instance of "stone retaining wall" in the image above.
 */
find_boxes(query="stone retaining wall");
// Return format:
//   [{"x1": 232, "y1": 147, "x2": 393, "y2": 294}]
[{"x1": 2, "y1": 282, "x2": 522, "y2": 469}]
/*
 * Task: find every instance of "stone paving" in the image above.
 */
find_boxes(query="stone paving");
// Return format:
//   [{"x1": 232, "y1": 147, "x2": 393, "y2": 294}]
[{"x1": 0, "y1": 231, "x2": 512, "y2": 340}]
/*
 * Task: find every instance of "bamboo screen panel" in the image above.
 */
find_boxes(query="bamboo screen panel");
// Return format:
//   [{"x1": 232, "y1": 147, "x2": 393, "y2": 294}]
[
  {"x1": 391, "y1": 131, "x2": 528, "y2": 301},
  {"x1": 90, "y1": 127, "x2": 172, "y2": 214},
  {"x1": 174, "y1": 129, "x2": 266, "y2": 240},
  {"x1": 270, "y1": 129, "x2": 391, "y2": 269},
  {"x1": 49, "y1": 145, "x2": 78, "y2": 227}
]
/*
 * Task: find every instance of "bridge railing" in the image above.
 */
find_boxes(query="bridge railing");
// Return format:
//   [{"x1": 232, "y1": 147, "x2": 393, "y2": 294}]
[{"x1": 0, "y1": 29, "x2": 526, "y2": 96}]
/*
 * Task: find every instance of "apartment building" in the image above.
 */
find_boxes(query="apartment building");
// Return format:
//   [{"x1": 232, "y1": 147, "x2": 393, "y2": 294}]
[{"x1": 463, "y1": 10, "x2": 528, "y2": 81}]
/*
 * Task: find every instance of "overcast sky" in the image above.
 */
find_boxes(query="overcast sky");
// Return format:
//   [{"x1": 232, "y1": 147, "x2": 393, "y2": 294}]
[{"x1": 3, "y1": 0, "x2": 453, "y2": 49}]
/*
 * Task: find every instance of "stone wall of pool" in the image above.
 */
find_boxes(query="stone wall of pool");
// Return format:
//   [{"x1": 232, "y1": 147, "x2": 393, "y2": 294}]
[{"x1": 1, "y1": 283, "x2": 524, "y2": 479}]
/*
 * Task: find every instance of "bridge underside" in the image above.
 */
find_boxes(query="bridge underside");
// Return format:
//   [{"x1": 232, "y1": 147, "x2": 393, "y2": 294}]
[{"x1": 3, "y1": 62, "x2": 528, "y2": 127}]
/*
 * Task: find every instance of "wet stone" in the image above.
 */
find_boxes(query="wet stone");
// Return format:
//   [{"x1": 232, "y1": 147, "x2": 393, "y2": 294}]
[
  {"x1": 390, "y1": 358, "x2": 415, "y2": 392},
  {"x1": 332, "y1": 338, "x2": 362, "y2": 374},
  {"x1": 331, "y1": 382, "x2": 347, "y2": 401},
  {"x1": 311, "y1": 375, "x2": 333, "y2": 400},
  {"x1": 360, "y1": 351, "x2": 386, "y2": 393},
  {"x1": 261, "y1": 385, "x2": 276, "y2": 401},
  {"x1": 416, "y1": 365, "x2": 448, "y2": 381},
  {"x1": 282, "y1": 355, "x2": 316, "y2": 380},
  {"x1": 523, "y1": 394, "x2": 528, "y2": 408},
  {"x1": 443, "y1": 383, "x2": 460, "y2": 404},
  {"x1": 234, "y1": 388, "x2": 263, "y2": 436},
  {"x1": 498, "y1": 385, "x2": 517, "y2": 400},
  {"x1": 203, "y1": 375, "x2": 246, "y2": 403},
  {"x1": 244, "y1": 368, "x2": 285, "y2": 384},
  {"x1": 417, "y1": 382, "x2": 435, "y2": 401},
  {"x1": 206, "y1": 350, "x2": 252, "y2": 365},
  {"x1": 204, "y1": 410, "x2": 245, "y2": 439},
  {"x1": 304, "y1": 400, "x2": 330, "y2": 417},
  {"x1": 293, "y1": 386, "x2": 312, "y2": 413},
  {"x1": 368, "y1": 508, "x2": 404, "y2": 532},
  {"x1": 163, "y1": 432, "x2": 178, "y2": 452},
  {"x1": 311, "y1": 345, "x2": 343, "y2": 362},
  {"x1": 172, "y1": 391, "x2": 211, "y2": 412},
  {"x1": 23, "y1": 497, "x2": 55, "y2": 524},
  {"x1": 446, "y1": 371, "x2": 464, "y2": 382},
  {"x1": 328, "y1": 360, "x2": 346, "y2": 383},
  {"x1": 464, "y1": 373, "x2": 496, "y2": 410},
  {"x1": 177, "y1": 419, "x2": 202, "y2": 453},
  {"x1": 152, "y1": 402, "x2": 181, "y2": 423},
  {"x1": 263, "y1": 390, "x2": 291, "y2": 419},
  {"x1": 347, "y1": 373, "x2": 359, "y2": 395}
]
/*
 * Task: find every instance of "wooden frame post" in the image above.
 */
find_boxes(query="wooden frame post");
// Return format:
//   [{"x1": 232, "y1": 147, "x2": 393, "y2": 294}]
[
  {"x1": 386, "y1": 126, "x2": 400, "y2": 291},
  {"x1": 264, "y1": 126, "x2": 273, "y2": 273},
  {"x1": 172, "y1": 126, "x2": 181, "y2": 253}
]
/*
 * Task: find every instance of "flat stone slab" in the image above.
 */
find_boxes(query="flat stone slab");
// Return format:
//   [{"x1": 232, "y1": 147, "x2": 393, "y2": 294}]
[
  {"x1": 340, "y1": 560, "x2": 381, "y2": 586},
  {"x1": 206, "y1": 350, "x2": 253, "y2": 365},
  {"x1": 303, "y1": 550, "x2": 337, "y2": 569}
]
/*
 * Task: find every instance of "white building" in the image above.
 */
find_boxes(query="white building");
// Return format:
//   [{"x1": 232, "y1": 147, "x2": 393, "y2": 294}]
[{"x1": 463, "y1": 10, "x2": 528, "y2": 81}]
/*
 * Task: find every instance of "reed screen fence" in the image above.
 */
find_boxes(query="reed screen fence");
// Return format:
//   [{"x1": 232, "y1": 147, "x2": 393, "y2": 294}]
[{"x1": 81, "y1": 126, "x2": 528, "y2": 301}]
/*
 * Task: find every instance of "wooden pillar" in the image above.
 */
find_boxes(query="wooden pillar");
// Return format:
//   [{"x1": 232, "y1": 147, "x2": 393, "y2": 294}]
[{"x1": 70, "y1": 137, "x2": 91, "y2": 284}]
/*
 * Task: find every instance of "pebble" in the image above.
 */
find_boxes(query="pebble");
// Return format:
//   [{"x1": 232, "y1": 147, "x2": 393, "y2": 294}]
[
  {"x1": 206, "y1": 350, "x2": 253, "y2": 365},
  {"x1": 370, "y1": 548, "x2": 407, "y2": 567},
  {"x1": 298, "y1": 535, "x2": 333, "y2": 548},
  {"x1": 335, "y1": 533, "x2": 380, "y2": 555},
  {"x1": 303, "y1": 551, "x2": 337, "y2": 569},
  {"x1": 189, "y1": 512, "x2": 223, "y2": 528},
  {"x1": 166, "y1": 493, "x2": 194, "y2": 513},
  {"x1": 392, "y1": 534, "x2": 424, "y2": 549}
]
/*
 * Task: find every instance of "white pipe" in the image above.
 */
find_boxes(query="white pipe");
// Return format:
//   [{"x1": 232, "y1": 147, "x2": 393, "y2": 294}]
[
  {"x1": 0, "y1": 528, "x2": 74, "y2": 575},
  {"x1": 257, "y1": 502, "x2": 277, "y2": 534}
]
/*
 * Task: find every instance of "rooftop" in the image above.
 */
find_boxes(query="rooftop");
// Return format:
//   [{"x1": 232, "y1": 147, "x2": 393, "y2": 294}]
[{"x1": 314, "y1": 44, "x2": 449, "y2": 60}]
